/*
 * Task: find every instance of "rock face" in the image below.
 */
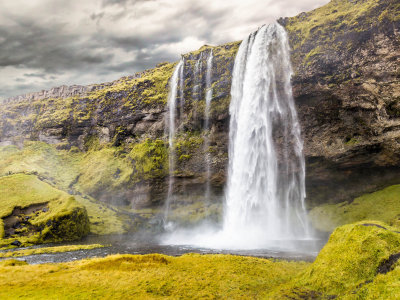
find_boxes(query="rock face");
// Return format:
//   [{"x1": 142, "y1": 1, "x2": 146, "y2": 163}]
[{"x1": 0, "y1": 0, "x2": 399, "y2": 213}]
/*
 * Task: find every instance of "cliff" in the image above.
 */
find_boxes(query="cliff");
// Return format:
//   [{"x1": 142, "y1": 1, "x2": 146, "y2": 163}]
[{"x1": 1, "y1": 0, "x2": 400, "y2": 230}]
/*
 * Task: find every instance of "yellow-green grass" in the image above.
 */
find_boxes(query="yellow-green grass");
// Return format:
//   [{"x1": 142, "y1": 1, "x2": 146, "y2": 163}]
[
  {"x1": 0, "y1": 244, "x2": 104, "y2": 258},
  {"x1": 0, "y1": 174, "x2": 89, "y2": 248},
  {"x1": 309, "y1": 184, "x2": 400, "y2": 232},
  {"x1": 341, "y1": 262, "x2": 400, "y2": 300},
  {"x1": 0, "y1": 253, "x2": 308, "y2": 299},
  {"x1": 0, "y1": 142, "x2": 81, "y2": 191}
]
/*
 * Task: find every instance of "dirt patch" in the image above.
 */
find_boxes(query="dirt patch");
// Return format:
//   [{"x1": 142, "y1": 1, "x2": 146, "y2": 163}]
[
  {"x1": 362, "y1": 223, "x2": 387, "y2": 230},
  {"x1": 377, "y1": 252, "x2": 400, "y2": 274},
  {"x1": 2, "y1": 203, "x2": 49, "y2": 239}
]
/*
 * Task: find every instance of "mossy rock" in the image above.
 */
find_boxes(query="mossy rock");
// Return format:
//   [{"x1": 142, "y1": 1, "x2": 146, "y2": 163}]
[
  {"x1": 266, "y1": 221, "x2": 400, "y2": 298},
  {"x1": 297, "y1": 221, "x2": 400, "y2": 295},
  {"x1": 0, "y1": 174, "x2": 90, "y2": 248}
]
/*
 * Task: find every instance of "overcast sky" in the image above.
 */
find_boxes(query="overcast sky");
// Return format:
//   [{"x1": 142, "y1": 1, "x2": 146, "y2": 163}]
[{"x1": 0, "y1": 0, "x2": 329, "y2": 101}]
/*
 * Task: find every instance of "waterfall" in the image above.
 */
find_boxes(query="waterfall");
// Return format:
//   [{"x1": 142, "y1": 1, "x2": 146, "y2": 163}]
[
  {"x1": 193, "y1": 53, "x2": 203, "y2": 101},
  {"x1": 165, "y1": 23, "x2": 310, "y2": 247},
  {"x1": 165, "y1": 60, "x2": 184, "y2": 222},
  {"x1": 179, "y1": 58, "x2": 185, "y2": 120},
  {"x1": 204, "y1": 50, "x2": 213, "y2": 211},
  {"x1": 205, "y1": 50, "x2": 213, "y2": 130},
  {"x1": 224, "y1": 23, "x2": 309, "y2": 239}
]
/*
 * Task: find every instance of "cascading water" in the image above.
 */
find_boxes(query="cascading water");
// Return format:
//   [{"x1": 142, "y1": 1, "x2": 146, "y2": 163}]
[
  {"x1": 193, "y1": 53, "x2": 203, "y2": 101},
  {"x1": 205, "y1": 50, "x2": 213, "y2": 130},
  {"x1": 179, "y1": 58, "x2": 185, "y2": 120},
  {"x1": 204, "y1": 50, "x2": 213, "y2": 211},
  {"x1": 165, "y1": 60, "x2": 183, "y2": 222},
  {"x1": 165, "y1": 23, "x2": 310, "y2": 248},
  {"x1": 224, "y1": 23, "x2": 309, "y2": 240}
]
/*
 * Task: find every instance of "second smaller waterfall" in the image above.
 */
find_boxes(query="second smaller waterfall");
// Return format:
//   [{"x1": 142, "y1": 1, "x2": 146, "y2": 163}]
[
  {"x1": 165, "y1": 60, "x2": 184, "y2": 222},
  {"x1": 204, "y1": 50, "x2": 214, "y2": 210}
]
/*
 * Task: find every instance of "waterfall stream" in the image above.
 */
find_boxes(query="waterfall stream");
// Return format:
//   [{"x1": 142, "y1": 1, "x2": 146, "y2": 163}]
[
  {"x1": 165, "y1": 60, "x2": 183, "y2": 222},
  {"x1": 165, "y1": 23, "x2": 311, "y2": 248},
  {"x1": 204, "y1": 50, "x2": 214, "y2": 214},
  {"x1": 224, "y1": 23, "x2": 309, "y2": 240}
]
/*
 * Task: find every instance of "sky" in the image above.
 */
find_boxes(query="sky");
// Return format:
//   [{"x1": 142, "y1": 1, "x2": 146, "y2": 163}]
[{"x1": 0, "y1": 0, "x2": 330, "y2": 101}]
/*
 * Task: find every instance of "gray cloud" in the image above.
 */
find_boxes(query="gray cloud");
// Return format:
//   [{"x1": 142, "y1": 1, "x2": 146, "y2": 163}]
[{"x1": 0, "y1": 0, "x2": 329, "y2": 101}]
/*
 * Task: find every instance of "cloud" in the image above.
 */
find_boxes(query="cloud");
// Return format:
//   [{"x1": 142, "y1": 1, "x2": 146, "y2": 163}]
[{"x1": 0, "y1": 0, "x2": 330, "y2": 101}]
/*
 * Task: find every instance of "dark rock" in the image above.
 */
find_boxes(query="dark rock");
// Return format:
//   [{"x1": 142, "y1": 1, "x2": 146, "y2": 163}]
[
  {"x1": 12, "y1": 222, "x2": 22, "y2": 229},
  {"x1": 362, "y1": 224, "x2": 387, "y2": 230},
  {"x1": 377, "y1": 252, "x2": 400, "y2": 274},
  {"x1": 10, "y1": 240, "x2": 22, "y2": 247}
]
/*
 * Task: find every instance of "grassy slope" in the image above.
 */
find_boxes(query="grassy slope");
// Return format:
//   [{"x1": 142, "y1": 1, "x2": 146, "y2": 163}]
[
  {"x1": 0, "y1": 142, "x2": 124, "y2": 235},
  {"x1": 309, "y1": 184, "x2": 400, "y2": 232},
  {"x1": 0, "y1": 254, "x2": 307, "y2": 299},
  {"x1": 265, "y1": 221, "x2": 400, "y2": 298},
  {"x1": 0, "y1": 174, "x2": 89, "y2": 248}
]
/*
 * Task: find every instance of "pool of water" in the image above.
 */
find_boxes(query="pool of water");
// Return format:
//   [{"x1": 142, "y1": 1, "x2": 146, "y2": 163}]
[{"x1": 0, "y1": 233, "x2": 328, "y2": 265}]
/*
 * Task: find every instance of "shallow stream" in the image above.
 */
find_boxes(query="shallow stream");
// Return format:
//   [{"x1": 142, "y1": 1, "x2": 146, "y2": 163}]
[{"x1": 0, "y1": 234, "x2": 328, "y2": 265}]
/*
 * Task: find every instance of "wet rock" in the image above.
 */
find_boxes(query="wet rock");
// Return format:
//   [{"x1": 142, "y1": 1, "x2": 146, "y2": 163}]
[{"x1": 10, "y1": 240, "x2": 22, "y2": 247}]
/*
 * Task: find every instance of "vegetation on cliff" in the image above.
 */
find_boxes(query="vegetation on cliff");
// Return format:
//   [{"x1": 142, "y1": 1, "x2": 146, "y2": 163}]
[{"x1": 285, "y1": 0, "x2": 400, "y2": 80}]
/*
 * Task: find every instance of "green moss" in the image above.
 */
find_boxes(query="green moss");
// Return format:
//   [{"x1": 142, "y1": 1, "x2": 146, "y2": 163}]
[
  {"x1": 309, "y1": 184, "x2": 400, "y2": 232},
  {"x1": 344, "y1": 262, "x2": 400, "y2": 299},
  {"x1": 174, "y1": 136, "x2": 204, "y2": 159},
  {"x1": 0, "y1": 174, "x2": 90, "y2": 248},
  {"x1": 179, "y1": 154, "x2": 191, "y2": 161},
  {"x1": 298, "y1": 221, "x2": 400, "y2": 294},
  {"x1": 0, "y1": 142, "x2": 81, "y2": 191},
  {"x1": 77, "y1": 148, "x2": 133, "y2": 195},
  {"x1": 129, "y1": 139, "x2": 168, "y2": 183}
]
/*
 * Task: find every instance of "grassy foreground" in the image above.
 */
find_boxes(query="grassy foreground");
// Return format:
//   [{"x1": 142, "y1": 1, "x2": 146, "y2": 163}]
[
  {"x1": 1, "y1": 221, "x2": 400, "y2": 299},
  {"x1": 0, "y1": 254, "x2": 308, "y2": 299}
]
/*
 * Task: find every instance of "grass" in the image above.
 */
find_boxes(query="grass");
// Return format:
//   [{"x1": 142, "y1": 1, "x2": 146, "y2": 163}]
[
  {"x1": 0, "y1": 253, "x2": 308, "y2": 299},
  {"x1": 1, "y1": 221, "x2": 400, "y2": 299},
  {"x1": 264, "y1": 221, "x2": 400, "y2": 298},
  {"x1": 309, "y1": 184, "x2": 400, "y2": 232},
  {"x1": 0, "y1": 174, "x2": 89, "y2": 248},
  {"x1": 0, "y1": 244, "x2": 104, "y2": 258},
  {"x1": 0, "y1": 142, "x2": 126, "y2": 236}
]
